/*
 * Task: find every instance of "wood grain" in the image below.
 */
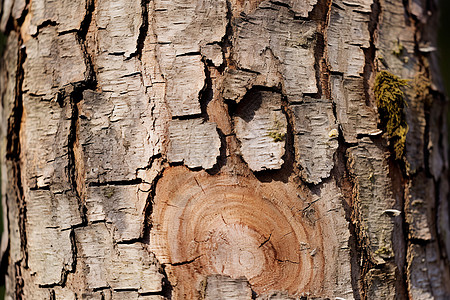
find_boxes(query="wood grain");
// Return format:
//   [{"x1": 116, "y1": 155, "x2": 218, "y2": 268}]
[{"x1": 149, "y1": 167, "x2": 352, "y2": 299}]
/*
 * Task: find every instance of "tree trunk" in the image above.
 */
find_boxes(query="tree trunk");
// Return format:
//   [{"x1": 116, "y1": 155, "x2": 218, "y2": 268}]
[{"x1": 1, "y1": 0, "x2": 449, "y2": 299}]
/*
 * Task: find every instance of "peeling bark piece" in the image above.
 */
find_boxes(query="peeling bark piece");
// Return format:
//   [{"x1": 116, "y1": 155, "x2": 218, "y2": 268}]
[
  {"x1": 22, "y1": 95, "x2": 71, "y2": 189},
  {"x1": 1, "y1": 34, "x2": 19, "y2": 263},
  {"x1": 0, "y1": 0, "x2": 25, "y2": 31},
  {"x1": 327, "y1": 2, "x2": 370, "y2": 76},
  {"x1": 85, "y1": 184, "x2": 147, "y2": 241},
  {"x1": 256, "y1": 292, "x2": 296, "y2": 300},
  {"x1": 438, "y1": 177, "x2": 450, "y2": 266},
  {"x1": 376, "y1": 0, "x2": 417, "y2": 80},
  {"x1": 331, "y1": 75, "x2": 378, "y2": 143},
  {"x1": 405, "y1": 174, "x2": 433, "y2": 241},
  {"x1": 424, "y1": 242, "x2": 450, "y2": 298},
  {"x1": 222, "y1": 69, "x2": 257, "y2": 103},
  {"x1": 365, "y1": 267, "x2": 396, "y2": 299},
  {"x1": 270, "y1": 0, "x2": 318, "y2": 18},
  {"x1": 233, "y1": 3, "x2": 317, "y2": 100},
  {"x1": 96, "y1": 0, "x2": 142, "y2": 57},
  {"x1": 163, "y1": 55, "x2": 204, "y2": 117},
  {"x1": 204, "y1": 275, "x2": 252, "y2": 300},
  {"x1": 153, "y1": 0, "x2": 227, "y2": 116},
  {"x1": 109, "y1": 244, "x2": 163, "y2": 293},
  {"x1": 234, "y1": 90, "x2": 286, "y2": 172},
  {"x1": 30, "y1": 0, "x2": 87, "y2": 33},
  {"x1": 5, "y1": 163, "x2": 22, "y2": 264},
  {"x1": 111, "y1": 291, "x2": 164, "y2": 300},
  {"x1": 153, "y1": 0, "x2": 227, "y2": 52},
  {"x1": 23, "y1": 28, "x2": 86, "y2": 99},
  {"x1": 28, "y1": 190, "x2": 82, "y2": 229},
  {"x1": 291, "y1": 98, "x2": 338, "y2": 184},
  {"x1": 348, "y1": 138, "x2": 396, "y2": 265},
  {"x1": 78, "y1": 226, "x2": 166, "y2": 292},
  {"x1": 201, "y1": 44, "x2": 224, "y2": 67},
  {"x1": 27, "y1": 191, "x2": 77, "y2": 285},
  {"x1": 167, "y1": 119, "x2": 220, "y2": 169},
  {"x1": 405, "y1": 88, "x2": 426, "y2": 174},
  {"x1": 54, "y1": 287, "x2": 77, "y2": 300},
  {"x1": 407, "y1": 244, "x2": 433, "y2": 300},
  {"x1": 27, "y1": 226, "x2": 72, "y2": 285},
  {"x1": 0, "y1": 33, "x2": 18, "y2": 131},
  {"x1": 75, "y1": 223, "x2": 112, "y2": 289},
  {"x1": 80, "y1": 87, "x2": 155, "y2": 183},
  {"x1": 0, "y1": 0, "x2": 12, "y2": 31},
  {"x1": 428, "y1": 99, "x2": 447, "y2": 181}
]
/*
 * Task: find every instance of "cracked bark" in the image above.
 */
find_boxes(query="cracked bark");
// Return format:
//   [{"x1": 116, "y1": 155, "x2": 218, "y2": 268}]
[{"x1": 0, "y1": 0, "x2": 449, "y2": 299}]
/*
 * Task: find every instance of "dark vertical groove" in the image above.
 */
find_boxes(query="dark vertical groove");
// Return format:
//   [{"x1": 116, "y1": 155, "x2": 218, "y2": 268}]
[
  {"x1": 309, "y1": 0, "x2": 332, "y2": 100},
  {"x1": 70, "y1": 0, "x2": 98, "y2": 224},
  {"x1": 218, "y1": 0, "x2": 234, "y2": 73},
  {"x1": 199, "y1": 59, "x2": 213, "y2": 122},
  {"x1": 362, "y1": 0, "x2": 380, "y2": 107},
  {"x1": 14, "y1": 262, "x2": 24, "y2": 300},
  {"x1": 6, "y1": 39, "x2": 27, "y2": 299},
  {"x1": 133, "y1": 0, "x2": 149, "y2": 60}
]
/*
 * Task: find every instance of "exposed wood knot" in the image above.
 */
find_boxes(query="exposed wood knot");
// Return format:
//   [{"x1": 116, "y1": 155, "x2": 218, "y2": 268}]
[{"x1": 149, "y1": 167, "x2": 331, "y2": 298}]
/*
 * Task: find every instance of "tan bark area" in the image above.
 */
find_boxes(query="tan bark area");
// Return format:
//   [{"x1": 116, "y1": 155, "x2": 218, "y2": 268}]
[{"x1": 0, "y1": 0, "x2": 449, "y2": 299}]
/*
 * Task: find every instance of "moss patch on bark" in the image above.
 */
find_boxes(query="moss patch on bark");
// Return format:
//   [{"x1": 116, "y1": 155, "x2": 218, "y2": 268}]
[{"x1": 374, "y1": 70, "x2": 409, "y2": 160}]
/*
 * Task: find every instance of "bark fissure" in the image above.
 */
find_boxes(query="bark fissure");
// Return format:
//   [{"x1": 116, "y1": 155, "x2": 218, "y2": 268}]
[
  {"x1": 6, "y1": 37, "x2": 27, "y2": 300},
  {"x1": 217, "y1": 0, "x2": 234, "y2": 72},
  {"x1": 130, "y1": 0, "x2": 149, "y2": 60},
  {"x1": 89, "y1": 179, "x2": 143, "y2": 187}
]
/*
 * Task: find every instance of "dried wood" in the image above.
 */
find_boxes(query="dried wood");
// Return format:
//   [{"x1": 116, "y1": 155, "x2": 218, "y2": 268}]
[{"x1": 149, "y1": 167, "x2": 352, "y2": 299}]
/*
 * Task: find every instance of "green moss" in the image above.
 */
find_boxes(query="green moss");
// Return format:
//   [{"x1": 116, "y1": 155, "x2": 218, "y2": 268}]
[
  {"x1": 374, "y1": 70, "x2": 409, "y2": 160},
  {"x1": 375, "y1": 245, "x2": 393, "y2": 258},
  {"x1": 102, "y1": 186, "x2": 115, "y2": 199},
  {"x1": 267, "y1": 117, "x2": 286, "y2": 142},
  {"x1": 267, "y1": 131, "x2": 285, "y2": 142},
  {"x1": 392, "y1": 40, "x2": 404, "y2": 57}
]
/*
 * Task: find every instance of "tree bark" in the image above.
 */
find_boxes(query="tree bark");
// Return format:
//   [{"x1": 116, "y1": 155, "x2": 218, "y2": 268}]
[{"x1": 0, "y1": 0, "x2": 449, "y2": 299}]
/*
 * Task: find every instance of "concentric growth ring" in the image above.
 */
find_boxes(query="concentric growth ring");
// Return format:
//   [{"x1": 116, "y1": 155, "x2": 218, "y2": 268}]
[{"x1": 149, "y1": 167, "x2": 325, "y2": 298}]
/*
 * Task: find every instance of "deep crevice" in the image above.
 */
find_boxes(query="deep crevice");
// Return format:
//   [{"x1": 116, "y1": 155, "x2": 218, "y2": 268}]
[
  {"x1": 35, "y1": 20, "x2": 58, "y2": 34},
  {"x1": 89, "y1": 179, "x2": 143, "y2": 187},
  {"x1": 130, "y1": 0, "x2": 149, "y2": 60},
  {"x1": 198, "y1": 58, "x2": 213, "y2": 122},
  {"x1": 206, "y1": 127, "x2": 227, "y2": 176},
  {"x1": 159, "y1": 264, "x2": 173, "y2": 299},
  {"x1": 6, "y1": 36, "x2": 27, "y2": 300},
  {"x1": 169, "y1": 254, "x2": 203, "y2": 266},
  {"x1": 362, "y1": 0, "x2": 380, "y2": 107},
  {"x1": 141, "y1": 162, "x2": 165, "y2": 245},
  {"x1": 217, "y1": 0, "x2": 233, "y2": 73}
]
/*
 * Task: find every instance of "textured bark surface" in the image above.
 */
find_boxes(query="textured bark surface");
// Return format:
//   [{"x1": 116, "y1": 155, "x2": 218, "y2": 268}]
[{"x1": 0, "y1": 0, "x2": 449, "y2": 299}]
